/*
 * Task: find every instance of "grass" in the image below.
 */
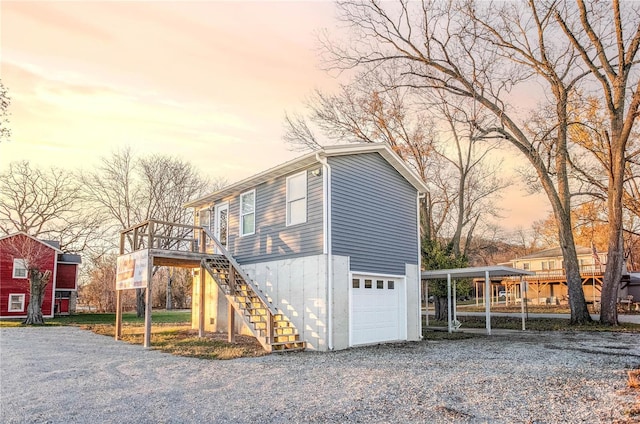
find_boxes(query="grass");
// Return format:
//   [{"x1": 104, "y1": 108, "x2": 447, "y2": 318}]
[
  {"x1": 0, "y1": 310, "x2": 266, "y2": 360},
  {"x1": 424, "y1": 315, "x2": 640, "y2": 333}
]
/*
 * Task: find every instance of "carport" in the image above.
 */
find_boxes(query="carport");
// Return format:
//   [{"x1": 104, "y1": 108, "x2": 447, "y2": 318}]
[{"x1": 421, "y1": 266, "x2": 534, "y2": 335}]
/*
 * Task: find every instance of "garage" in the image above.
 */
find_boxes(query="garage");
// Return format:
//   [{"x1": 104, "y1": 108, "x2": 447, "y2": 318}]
[{"x1": 350, "y1": 274, "x2": 407, "y2": 346}]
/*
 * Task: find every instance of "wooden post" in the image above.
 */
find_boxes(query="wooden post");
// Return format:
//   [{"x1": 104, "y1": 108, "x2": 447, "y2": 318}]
[
  {"x1": 147, "y1": 221, "x2": 154, "y2": 250},
  {"x1": 199, "y1": 265, "x2": 205, "y2": 338},
  {"x1": 116, "y1": 231, "x2": 125, "y2": 341},
  {"x1": 143, "y1": 254, "x2": 153, "y2": 348},
  {"x1": 115, "y1": 290, "x2": 122, "y2": 340},
  {"x1": 228, "y1": 266, "x2": 236, "y2": 343}
]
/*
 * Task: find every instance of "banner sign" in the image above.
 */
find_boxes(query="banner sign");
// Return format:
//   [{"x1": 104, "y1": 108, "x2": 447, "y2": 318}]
[{"x1": 116, "y1": 249, "x2": 149, "y2": 290}]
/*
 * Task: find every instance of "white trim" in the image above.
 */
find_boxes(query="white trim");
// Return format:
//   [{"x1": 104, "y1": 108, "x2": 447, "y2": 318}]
[
  {"x1": 214, "y1": 202, "x2": 230, "y2": 249},
  {"x1": 0, "y1": 232, "x2": 63, "y2": 252},
  {"x1": 184, "y1": 143, "x2": 427, "y2": 209},
  {"x1": 239, "y1": 189, "x2": 256, "y2": 237},
  {"x1": 12, "y1": 258, "x2": 28, "y2": 279},
  {"x1": 285, "y1": 170, "x2": 307, "y2": 226},
  {"x1": 8, "y1": 293, "x2": 25, "y2": 312},
  {"x1": 417, "y1": 193, "x2": 424, "y2": 335}
]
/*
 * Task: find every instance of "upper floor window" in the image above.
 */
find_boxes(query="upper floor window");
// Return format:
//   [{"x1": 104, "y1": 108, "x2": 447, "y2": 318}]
[
  {"x1": 240, "y1": 190, "x2": 256, "y2": 236},
  {"x1": 12, "y1": 259, "x2": 27, "y2": 279},
  {"x1": 8, "y1": 294, "x2": 25, "y2": 312},
  {"x1": 286, "y1": 171, "x2": 307, "y2": 226},
  {"x1": 522, "y1": 262, "x2": 530, "y2": 270}
]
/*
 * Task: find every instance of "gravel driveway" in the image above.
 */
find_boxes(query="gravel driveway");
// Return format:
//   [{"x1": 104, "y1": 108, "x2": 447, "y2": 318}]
[{"x1": 1, "y1": 327, "x2": 639, "y2": 423}]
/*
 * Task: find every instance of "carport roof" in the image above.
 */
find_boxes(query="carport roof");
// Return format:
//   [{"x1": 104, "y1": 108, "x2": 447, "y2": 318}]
[{"x1": 421, "y1": 265, "x2": 534, "y2": 280}]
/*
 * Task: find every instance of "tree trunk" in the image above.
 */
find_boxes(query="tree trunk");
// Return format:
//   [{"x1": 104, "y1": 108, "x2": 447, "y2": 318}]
[
  {"x1": 557, "y1": 223, "x2": 592, "y2": 324},
  {"x1": 600, "y1": 146, "x2": 626, "y2": 325},
  {"x1": 166, "y1": 269, "x2": 173, "y2": 311},
  {"x1": 434, "y1": 296, "x2": 448, "y2": 321},
  {"x1": 24, "y1": 269, "x2": 51, "y2": 325},
  {"x1": 136, "y1": 288, "x2": 145, "y2": 318}
]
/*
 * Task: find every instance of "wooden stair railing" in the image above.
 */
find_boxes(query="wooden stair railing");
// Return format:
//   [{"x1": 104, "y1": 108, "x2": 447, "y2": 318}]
[{"x1": 199, "y1": 227, "x2": 305, "y2": 353}]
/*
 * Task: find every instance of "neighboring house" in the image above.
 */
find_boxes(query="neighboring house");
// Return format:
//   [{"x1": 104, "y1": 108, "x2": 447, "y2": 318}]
[
  {"x1": 505, "y1": 246, "x2": 629, "y2": 304},
  {"x1": 185, "y1": 143, "x2": 428, "y2": 351},
  {"x1": 0, "y1": 232, "x2": 81, "y2": 318}
]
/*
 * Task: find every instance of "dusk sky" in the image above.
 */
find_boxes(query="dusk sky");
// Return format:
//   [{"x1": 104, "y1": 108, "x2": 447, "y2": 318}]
[{"x1": 0, "y1": 1, "x2": 547, "y2": 232}]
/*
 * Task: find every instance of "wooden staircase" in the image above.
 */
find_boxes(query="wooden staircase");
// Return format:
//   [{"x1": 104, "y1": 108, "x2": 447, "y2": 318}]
[{"x1": 200, "y1": 230, "x2": 305, "y2": 353}]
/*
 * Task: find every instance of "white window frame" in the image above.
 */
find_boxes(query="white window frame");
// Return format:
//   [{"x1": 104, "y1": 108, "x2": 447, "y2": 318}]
[
  {"x1": 239, "y1": 190, "x2": 256, "y2": 237},
  {"x1": 8, "y1": 294, "x2": 25, "y2": 312},
  {"x1": 286, "y1": 171, "x2": 307, "y2": 226},
  {"x1": 12, "y1": 259, "x2": 28, "y2": 279}
]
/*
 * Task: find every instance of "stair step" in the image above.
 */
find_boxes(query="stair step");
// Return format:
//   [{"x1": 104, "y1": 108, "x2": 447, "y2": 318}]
[
  {"x1": 274, "y1": 334, "x2": 299, "y2": 343},
  {"x1": 270, "y1": 341, "x2": 306, "y2": 352}
]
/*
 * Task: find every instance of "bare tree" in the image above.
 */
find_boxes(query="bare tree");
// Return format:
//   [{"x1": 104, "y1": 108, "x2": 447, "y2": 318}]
[
  {"x1": 0, "y1": 79, "x2": 10, "y2": 143},
  {"x1": 0, "y1": 161, "x2": 101, "y2": 253},
  {"x1": 284, "y1": 76, "x2": 506, "y2": 255},
  {"x1": 1, "y1": 234, "x2": 53, "y2": 324},
  {"x1": 323, "y1": 0, "x2": 605, "y2": 323},
  {"x1": 80, "y1": 148, "x2": 212, "y2": 315},
  {"x1": 555, "y1": 0, "x2": 640, "y2": 324}
]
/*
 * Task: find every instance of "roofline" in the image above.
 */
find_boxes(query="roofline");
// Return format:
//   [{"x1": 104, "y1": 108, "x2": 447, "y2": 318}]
[
  {"x1": 0, "y1": 232, "x2": 64, "y2": 253},
  {"x1": 421, "y1": 265, "x2": 535, "y2": 279},
  {"x1": 184, "y1": 143, "x2": 428, "y2": 209}
]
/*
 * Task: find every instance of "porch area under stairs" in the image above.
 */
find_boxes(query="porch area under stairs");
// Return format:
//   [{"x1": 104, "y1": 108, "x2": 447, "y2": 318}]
[{"x1": 117, "y1": 219, "x2": 306, "y2": 353}]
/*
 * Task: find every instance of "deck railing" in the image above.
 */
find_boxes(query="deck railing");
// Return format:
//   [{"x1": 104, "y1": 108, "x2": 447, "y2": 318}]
[
  {"x1": 119, "y1": 219, "x2": 278, "y2": 329},
  {"x1": 119, "y1": 219, "x2": 200, "y2": 254}
]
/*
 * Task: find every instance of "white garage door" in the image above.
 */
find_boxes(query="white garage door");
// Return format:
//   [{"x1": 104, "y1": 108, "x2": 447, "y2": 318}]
[{"x1": 350, "y1": 275, "x2": 406, "y2": 346}]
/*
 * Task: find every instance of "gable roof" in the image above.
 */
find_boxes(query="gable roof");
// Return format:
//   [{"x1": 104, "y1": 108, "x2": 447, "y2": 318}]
[
  {"x1": 0, "y1": 232, "x2": 64, "y2": 253},
  {"x1": 514, "y1": 246, "x2": 597, "y2": 261},
  {"x1": 184, "y1": 143, "x2": 429, "y2": 209}
]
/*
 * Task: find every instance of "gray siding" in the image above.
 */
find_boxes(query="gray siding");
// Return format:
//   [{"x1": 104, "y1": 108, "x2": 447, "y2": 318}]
[
  {"x1": 330, "y1": 153, "x2": 418, "y2": 275},
  {"x1": 220, "y1": 167, "x2": 324, "y2": 264}
]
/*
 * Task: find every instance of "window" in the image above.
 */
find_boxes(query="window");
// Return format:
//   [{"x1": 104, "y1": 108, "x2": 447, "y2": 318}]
[
  {"x1": 12, "y1": 259, "x2": 27, "y2": 279},
  {"x1": 388, "y1": 280, "x2": 395, "y2": 290},
  {"x1": 8, "y1": 294, "x2": 25, "y2": 312},
  {"x1": 286, "y1": 171, "x2": 307, "y2": 226},
  {"x1": 240, "y1": 190, "x2": 256, "y2": 236},
  {"x1": 352, "y1": 279, "x2": 360, "y2": 289},
  {"x1": 377, "y1": 280, "x2": 384, "y2": 289},
  {"x1": 522, "y1": 263, "x2": 530, "y2": 270},
  {"x1": 198, "y1": 208, "x2": 211, "y2": 229},
  {"x1": 548, "y1": 261, "x2": 555, "y2": 270},
  {"x1": 364, "y1": 279, "x2": 372, "y2": 289}
]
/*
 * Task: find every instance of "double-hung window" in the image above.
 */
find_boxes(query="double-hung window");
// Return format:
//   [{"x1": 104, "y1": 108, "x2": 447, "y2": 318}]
[
  {"x1": 12, "y1": 259, "x2": 27, "y2": 279},
  {"x1": 8, "y1": 294, "x2": 25, "y2": 312},
  {"x1": 240, "y1": 190, "x2": 255, "y2": 236},
  {"x1": 286, "y1": 171, "x2": 307, "y2": 226}
]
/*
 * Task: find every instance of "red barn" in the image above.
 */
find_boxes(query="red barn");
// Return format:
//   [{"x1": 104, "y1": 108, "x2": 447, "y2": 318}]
[{"x1": 0, "y1": 233, "x2": 81, "y2": 318}]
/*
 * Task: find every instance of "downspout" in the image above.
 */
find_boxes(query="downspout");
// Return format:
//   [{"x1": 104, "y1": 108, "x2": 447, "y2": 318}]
[
  {"x1": 316, "y1": 152, "x2": 333, "y2": 350},
  {"x1": 417, "y1": 192, "x2": 426, "y2": 334}
]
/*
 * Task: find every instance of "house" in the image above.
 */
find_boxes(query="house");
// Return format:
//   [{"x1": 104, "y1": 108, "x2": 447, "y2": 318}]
[
  {"x1": 184, "y1": 143, "x2": 428, "y2": 351},
  {"x1": 0, "y1": 232, "x2": 81, "y2": 318},
  {"x1": 504, "y1": 246, "x2": 627, "y2": 304}
]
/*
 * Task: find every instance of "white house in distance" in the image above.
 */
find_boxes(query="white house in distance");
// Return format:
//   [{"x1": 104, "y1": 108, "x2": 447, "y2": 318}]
[
  {"x1": 185, "y1": 143, "x2": 428, "y2": 351},
  {"x1": 505, "y1": 246, "x2": 627, "y2": 304}
]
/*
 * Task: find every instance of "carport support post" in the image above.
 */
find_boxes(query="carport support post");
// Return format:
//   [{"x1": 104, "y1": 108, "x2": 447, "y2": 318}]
[
  {"x1": 143, "y1": 255, "x2": 153, "y2": 349},
  {"x1": 485, "y1": 270, "x2": 491, "y2": 335},
  {"x1": 447, "y1": 274, "x2": 452, "y2": 333},
  {"x1": 520, "y1": 277, "x2": 526, "y2": 331},
  {"x1": 453, "y1": 279, "x2": 458, "y2": 325}
]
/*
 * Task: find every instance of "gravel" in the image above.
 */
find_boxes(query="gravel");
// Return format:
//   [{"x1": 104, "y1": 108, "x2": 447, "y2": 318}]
[{"x1": 1, "y1": 326, "x2": 639, "y2": 423}]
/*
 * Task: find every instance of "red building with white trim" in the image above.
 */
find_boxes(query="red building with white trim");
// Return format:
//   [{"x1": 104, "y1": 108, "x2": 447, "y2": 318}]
[{"x1": 0, "y1": 233, "x2": 81, "y2": 318}]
